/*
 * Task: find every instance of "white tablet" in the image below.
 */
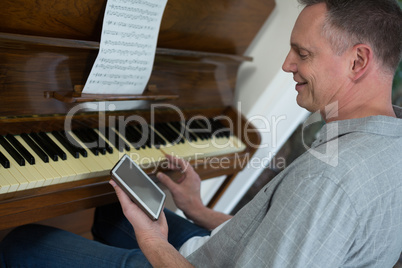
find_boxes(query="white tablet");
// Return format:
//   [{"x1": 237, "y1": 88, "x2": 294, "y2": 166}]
[{"x1": 110, "y1": 154, "x2": 166, "y2": 220}]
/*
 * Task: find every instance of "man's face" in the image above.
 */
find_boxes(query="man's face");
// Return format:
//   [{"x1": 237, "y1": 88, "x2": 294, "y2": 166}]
[{"x1": 282, "y1": 3, "x2": 350, "y2": 113}]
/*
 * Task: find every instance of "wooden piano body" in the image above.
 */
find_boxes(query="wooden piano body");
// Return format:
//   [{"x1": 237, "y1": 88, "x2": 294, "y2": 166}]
[{"x1": 0, "y1": 0, "x2": 275, "y2": 230}]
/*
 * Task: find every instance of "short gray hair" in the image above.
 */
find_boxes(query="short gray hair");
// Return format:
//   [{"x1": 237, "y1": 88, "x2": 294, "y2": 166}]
[{"x1": 298, "y1": 0, "x2": 402, "y2": 74}]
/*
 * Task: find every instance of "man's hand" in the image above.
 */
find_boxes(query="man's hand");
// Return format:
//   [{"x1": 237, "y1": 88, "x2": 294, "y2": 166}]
[
  {"x1": 157, "y1": 155, "x2": 232, "y2": 230},
  {"x1": 109, "y1": 179, "x2": 168, "y2": 243},
  {"x1": 110, "y1": 179, "x2": 194, "y2": 267},
  {"x1": 156, "y1": 155, "x2": 204, "y2": 216}
]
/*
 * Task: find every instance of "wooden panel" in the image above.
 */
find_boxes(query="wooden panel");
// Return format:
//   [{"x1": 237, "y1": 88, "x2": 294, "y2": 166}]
[
  {"x1": 0, "y1": 0, "x2": 106, "y2": 41},
  {"x1": 0, "y1": 106, "x2": 226, "y2": 135},
  {"x1": 0, "y1": 0, "x2": 275, "y2": 55},
  {"x1": 0, "y1": 208, "x2": 96, "y2": 241},
  {"x1": 158, "y1": 0, "x2": 276, "y2": 54},
  {"x1": 0, "y1": 34, "x2": 249, "y2": 117}
]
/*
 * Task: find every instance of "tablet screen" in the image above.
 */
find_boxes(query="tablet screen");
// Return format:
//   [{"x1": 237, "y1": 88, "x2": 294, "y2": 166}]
[{"x1": 113, "y1": 155, "x2": 165, "y2": 218}]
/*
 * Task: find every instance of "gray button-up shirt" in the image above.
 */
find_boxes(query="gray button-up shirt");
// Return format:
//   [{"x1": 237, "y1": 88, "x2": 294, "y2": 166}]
[{"x1": 187, "y1": 107, "x2": 402, "y2": 267}]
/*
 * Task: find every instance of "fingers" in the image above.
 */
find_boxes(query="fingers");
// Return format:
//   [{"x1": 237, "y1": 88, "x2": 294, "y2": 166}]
[
  {"x1": 110, "y1": 180, "x2": 153, "y2": 220},
  {"x1": 164, "y1": 154, "x2": 192, "y2": 173},
  {"x1": 110, "y1": 180, "x2": 129, "y2": 204},
  {"x1": 156, "y1": 172, "x2": 178, "y2": 192},
  {"x1": 109, "y1": 180, "x2": 167, "y2": 235},
  {"x1": 109, "y1": 180, "x2": 139, "y2": 214}
]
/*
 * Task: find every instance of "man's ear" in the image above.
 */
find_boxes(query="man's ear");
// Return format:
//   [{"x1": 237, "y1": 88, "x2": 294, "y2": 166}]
[{"x1": 350, "y1": 44, "x2": 372, "y2": 81}]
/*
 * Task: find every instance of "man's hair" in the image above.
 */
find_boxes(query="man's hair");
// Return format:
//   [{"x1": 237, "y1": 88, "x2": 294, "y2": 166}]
[{"x1": 298, "y1": 0, "x2": 402, "y2": 74}]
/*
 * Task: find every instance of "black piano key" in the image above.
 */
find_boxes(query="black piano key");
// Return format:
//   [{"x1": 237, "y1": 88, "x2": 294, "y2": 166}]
[
  {"x1": 193, "y1": 120, "x2": 210, "y2": 139},
  {"x1": 185, "y1": 122, "x2": 199, "y2": 141},
  {"x1": 162, "y1": 123, "x2": 177, "y2": 142},
  {"x1": 21, "y1": 133, "x2": 49, "y2": 163},
  {"x1": 188, "y1": 120, "x2": 208, "y2": 140},
  {"x1": 0, "y1": 135, "x2": 25, "y2": 166},
  {"x1": 0, "y1": 151, "x2": 10, "y2": 168},
  {"x1": 38, "y1": 132, "x2": 67, "y2": 160},
  {"x1": 125, "y1": 125, "x2": 142, "y2": 148},
  {"x1": 73, "y1": 129, "x2": 99, "y2": 156},
  {"x1": 208, "y1": 119, "x2": 223, "y2": 138},
  {"x1": 166, "y1": 122, "x2": 185, "y2": 144},
  {"x1": 154, "y1": 123, "x2": 177, "y2": 144},
  {"x1": 102, "y1": 127, "x2": 117, "y2": 151},
  {"x1": 125, "y1": 125, "x2": 138, "y2": 142},
  {"x1": 100, "y1": 133, "x2": 114, "y2": 154},
  {"x1": 104, "y1": 124, "x2": 127, "y2": 152},
  {"x1": 149, "y1": 126, "x2": 166, "y2": 148},
  {"x1": 211, "y1": 120, "x2": 231, "y2": 137},
  {"x1": 134, "y1": 126, "x2": 152, "y2": 149},
  {"x1": 110, "y1": 127, "x2": 131, "y2": 152},
  {"x1": 29, "y1": 132, "x2": 58, "y2": 161},
  {"x1": 80, "y1": 128, "x2": 105, "y2": 155},
  {"x1": 62, "y1": 131, "x2": 87, "y2": 157},
  {"x1": 168, "y1": 123, "x2": 185, "y2": 143},
  {"x1": 85, "y1": 128, "x2": 109, "y2": 155},
  {"x1": 199, "y1": 119, "x2": 217, "y2": 138},
  {"x1": 93, "y1": 128, "x2": 113, "y2": 154},
  {"x1": 98, "y1": 127, "x2": 114, "y2": 151},
  {"x1": 170, "y1": 121, "x2": 194, "y2": 142},
  {"x1": 152, "y1": 124, "x2": 169, "y2": 142},
  {"x1": 125, "y1": 125, "x2": 143, "y2": 150},
  {"x1": 83, "y1": 128, "x2": 107, "y2": 154},
  {"x1": 197, "y1": 119, "x2": 214, "y2": 139},
  {"x1": 5, "y1": 134, "x2": 35, "y2": 165},
  {"x1": 52, "y1": 131, "x2": 80, "y2": 159}
]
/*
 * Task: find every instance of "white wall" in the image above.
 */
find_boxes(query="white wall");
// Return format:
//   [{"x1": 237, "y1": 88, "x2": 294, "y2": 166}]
[
  {"x1": 166, "y1": 0, "x2": 310, "y2": 215},
  {"x1": 211, "y1": 0, "x2": 310, "y2": 213}
]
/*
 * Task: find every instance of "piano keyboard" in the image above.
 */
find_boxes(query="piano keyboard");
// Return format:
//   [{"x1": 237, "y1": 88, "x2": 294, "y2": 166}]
[{"x1": 0, "y1": 119, "x2": 245, "y2": 193}]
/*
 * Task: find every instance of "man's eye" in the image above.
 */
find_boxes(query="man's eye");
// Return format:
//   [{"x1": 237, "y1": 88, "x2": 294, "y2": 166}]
[{"x1": 299, "y1": 54, "x2": 308, "y2": 59}]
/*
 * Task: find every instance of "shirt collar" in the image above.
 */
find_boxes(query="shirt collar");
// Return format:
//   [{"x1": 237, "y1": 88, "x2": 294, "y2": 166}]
[{"x1": 312, "y1": 106, "x2": 402, "y2": 148}]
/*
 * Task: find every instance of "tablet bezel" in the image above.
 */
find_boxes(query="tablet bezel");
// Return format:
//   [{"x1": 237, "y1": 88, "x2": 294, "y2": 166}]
[{"x1": 110, "y1": 154, "x2": 166, "y2": 220}]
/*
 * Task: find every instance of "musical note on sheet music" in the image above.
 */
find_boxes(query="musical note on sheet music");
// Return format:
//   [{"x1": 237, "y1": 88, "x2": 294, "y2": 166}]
[{"x1": 83, "y1": 0, "x2": 168, "y2": 94}]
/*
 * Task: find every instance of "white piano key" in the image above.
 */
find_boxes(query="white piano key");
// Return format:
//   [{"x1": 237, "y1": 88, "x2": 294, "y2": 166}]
[
  {"x1": 15, "y1": 136, "x2": 57, "y2": 186},
  {"x1": 18, "y1": 134, "x2": 72, "y2": 185},
  {"x1": 93, "y1": 129, "x2": 123, "y2": 165},
  {"x1": 0, "y1": 172, "x2": 11, "y2": 194},
  {"x1": 0, "y1": 167, "x2": 19, "y2": 193},
  {"x1": 67, "y1": 131, "x2": 113, "y2": 176},
  {"x1": 46, "y1": 157, "x2": 77, "y2": 184},
  {"x1": 47, "y1": 133, "x2": 91, "y2": 181},
  {"x1": 0, "y1": 144, "x2": 35, "y2": 189},
  {"x1": 65, "y1": 131, "x2": 106, "y2": 178}
]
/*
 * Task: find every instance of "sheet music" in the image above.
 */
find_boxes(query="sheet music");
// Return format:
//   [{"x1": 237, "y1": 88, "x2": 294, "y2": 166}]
[{"x1": 83, "y1": 0, "x2": 168, "y2": 94}]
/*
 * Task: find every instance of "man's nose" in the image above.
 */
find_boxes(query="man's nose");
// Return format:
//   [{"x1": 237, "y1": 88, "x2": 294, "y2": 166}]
[{"x1": 282, "y1": 52, "x2": 297, "y2": 73}]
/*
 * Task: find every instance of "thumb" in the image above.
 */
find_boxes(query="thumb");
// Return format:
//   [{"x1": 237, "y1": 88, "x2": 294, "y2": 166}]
[{"x1": 157, "y1": 172, "x2": 178, "y2": 192}]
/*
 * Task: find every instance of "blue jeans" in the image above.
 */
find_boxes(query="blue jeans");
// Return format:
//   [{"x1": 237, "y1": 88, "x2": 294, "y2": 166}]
[{"x1": 0, "y1": 203, "x2": 211, "y2": 267}]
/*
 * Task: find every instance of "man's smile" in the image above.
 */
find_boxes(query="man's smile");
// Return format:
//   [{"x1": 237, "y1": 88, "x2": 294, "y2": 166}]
[{"x1": 295, "y1": 81, "x2": 308, "y2": 91}]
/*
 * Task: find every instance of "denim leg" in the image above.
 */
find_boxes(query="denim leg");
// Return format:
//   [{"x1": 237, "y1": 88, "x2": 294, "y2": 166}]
[
  {"x1": 92, "y1": 202, "x2": 211, "y2": 250},
  {"x1": 164, "y1": 209, "x2": 211, "y2": 249},
  {"x1": 0, "y1": 204, "x2": 212, "y2": 267},
  {"x1": 91, "y1": 202, "x2": 139, "y2": 249},
  {"x1": 0, "y1": 224, "x2": 152, "y2": 268}
]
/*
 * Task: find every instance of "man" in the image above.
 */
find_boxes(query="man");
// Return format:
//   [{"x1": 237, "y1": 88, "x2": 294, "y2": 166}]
[{"x1": 1, "y1": 0, "x2": 401, "y2": 267}]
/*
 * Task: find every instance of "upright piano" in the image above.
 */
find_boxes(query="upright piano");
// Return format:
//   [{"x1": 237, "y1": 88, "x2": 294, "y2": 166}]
[{"x1": 0, "y1": 0, "x2": 275, "y2": 230}]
